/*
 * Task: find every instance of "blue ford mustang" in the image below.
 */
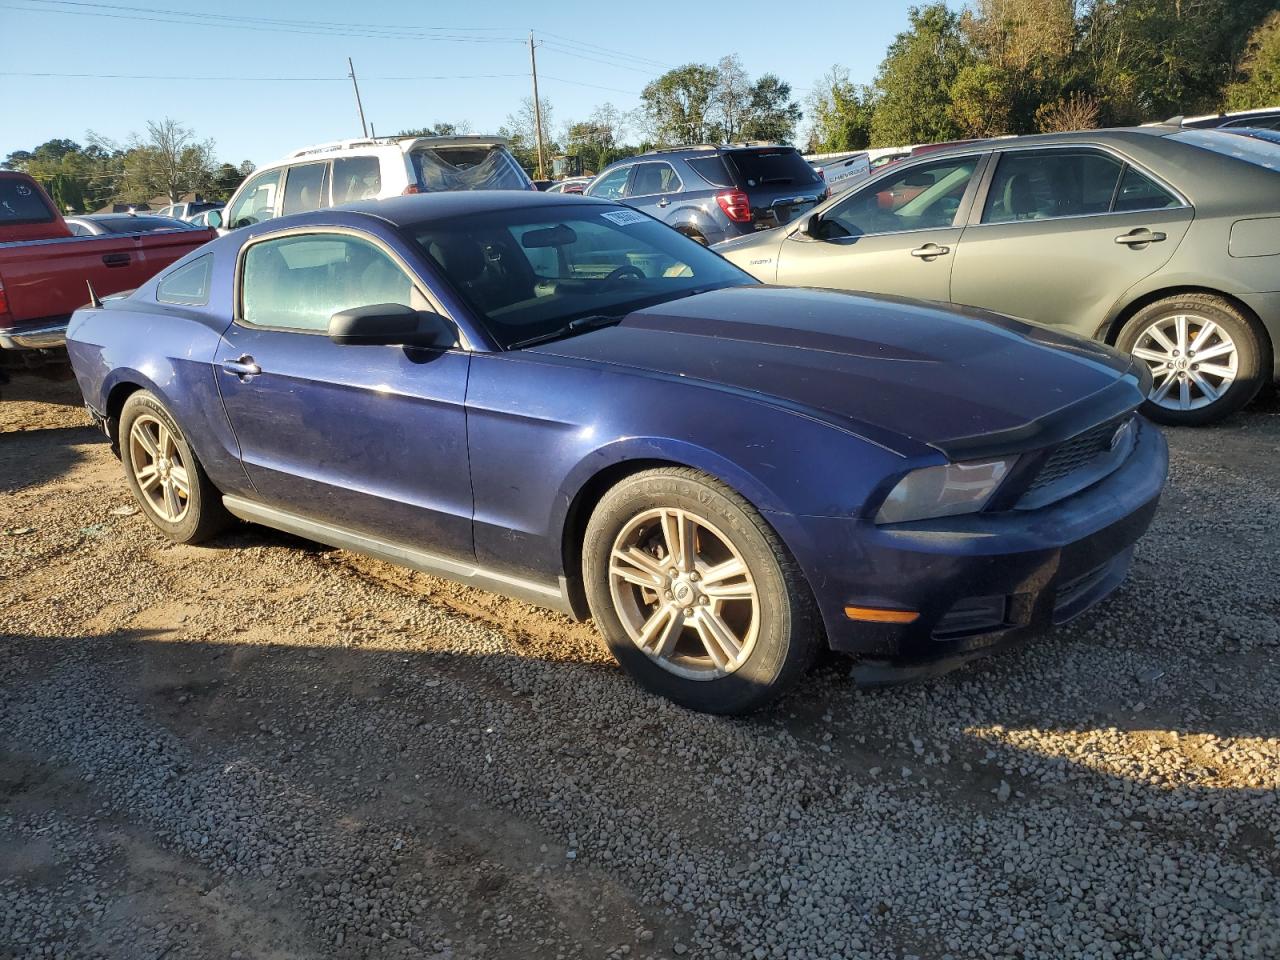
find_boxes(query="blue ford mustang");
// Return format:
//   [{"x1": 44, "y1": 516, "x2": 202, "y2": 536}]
[{"x1": 66, "y1": 191, "x2": 1167, "y2": 713}]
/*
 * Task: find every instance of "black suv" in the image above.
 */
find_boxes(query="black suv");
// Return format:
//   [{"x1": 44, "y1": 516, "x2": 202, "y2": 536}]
[{"x1": 584, "y1": 144, "x2": 829, "y2": 245}]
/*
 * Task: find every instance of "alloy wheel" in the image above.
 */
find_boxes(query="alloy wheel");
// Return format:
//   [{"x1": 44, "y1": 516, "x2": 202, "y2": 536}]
[
  {"x1": 128, "y1": 413, "x2": 191, "y2": 523},
  {"x1": 1130, "y1": 313, "x2": 1238, "y2": 412},
  {"x1": 608, "y1": 507, "x2": 759, "y2": 680}
]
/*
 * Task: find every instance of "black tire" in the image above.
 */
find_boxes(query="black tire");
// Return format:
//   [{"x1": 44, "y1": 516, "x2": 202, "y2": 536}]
[
  {"x1": 1116, "y1": 294, "x2": 1269, "y2": 426},
  {"x1": 118, "y1": 390, "x2": 230, "y2": 543},
  {"x1": 679, "y1": 228, "x2": 709, "y2": 246},
  {"x1": 582, "y1": 467, "x2": 820, "y2": 714}
]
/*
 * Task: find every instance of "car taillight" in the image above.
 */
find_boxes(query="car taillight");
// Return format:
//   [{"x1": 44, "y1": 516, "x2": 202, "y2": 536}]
[
  {"x1": 402, "y1": 184, "x2": 421, "y2": 195},
  {"x1": 715, "y1": 190, "x2": 752, "y2": 223}
]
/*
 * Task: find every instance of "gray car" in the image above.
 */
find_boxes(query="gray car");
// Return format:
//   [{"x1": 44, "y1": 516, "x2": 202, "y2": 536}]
[{"x1": 717, "y1": 127, "x2": 1280, "y2": 425}]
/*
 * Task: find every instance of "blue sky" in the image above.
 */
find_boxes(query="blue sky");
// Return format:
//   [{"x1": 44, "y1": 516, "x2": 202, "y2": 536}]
[{"x1": 3, "y1": 0, "x2": 956, "y2": 166}]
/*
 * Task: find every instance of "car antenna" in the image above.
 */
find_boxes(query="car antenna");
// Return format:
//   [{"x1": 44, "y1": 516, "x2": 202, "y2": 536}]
[{"x1": 86, "y1": 280, "x2": 103, "y2": 308}]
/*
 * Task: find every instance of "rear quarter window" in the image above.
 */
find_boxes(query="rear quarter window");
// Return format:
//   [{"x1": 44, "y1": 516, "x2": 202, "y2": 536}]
[
  {"x1": 0, "y1": 178, "x2": 56, "y2": 224},
  {"x1": 685, "y1": 156, "x2": 734, "y2": 188},
  {"x1": 157, "y1": 254, "x2": 213, "y2": 306}
]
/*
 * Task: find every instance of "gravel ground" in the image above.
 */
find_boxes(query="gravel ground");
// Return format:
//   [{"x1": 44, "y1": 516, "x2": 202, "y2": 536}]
[{"x1": 1, "y1": 373, "x2": 1277, "y2": 960}]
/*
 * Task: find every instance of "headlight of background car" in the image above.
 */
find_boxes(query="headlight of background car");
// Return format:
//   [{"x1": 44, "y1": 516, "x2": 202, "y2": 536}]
[{"x1": 874, "y1": 458, "x2": 1016, "y2": 524}]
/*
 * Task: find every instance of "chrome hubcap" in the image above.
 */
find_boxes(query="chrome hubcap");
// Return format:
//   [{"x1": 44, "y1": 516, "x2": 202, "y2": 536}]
[
  {"x1": 129, "y1": 414, "x2": 190, "y2": 523},
  {"x1": 608, "y1": 507, "x2": 759, "y2": 680},
  {"x1": 1132, "y1": 313, "x2": 1238, "y2": 412}
]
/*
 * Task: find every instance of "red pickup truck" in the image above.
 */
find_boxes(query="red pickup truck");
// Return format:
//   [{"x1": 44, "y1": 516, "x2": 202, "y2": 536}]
[{"x1": 0, "y1": 171, "x2": 214, "y2": 358}]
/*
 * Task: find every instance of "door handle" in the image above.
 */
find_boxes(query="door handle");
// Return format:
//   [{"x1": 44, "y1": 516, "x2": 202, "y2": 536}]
[
  {"x1": 1114, "y1": 229, "x2": 1166, "y2": 246},
  {"x1": 102, "y1": 252, "x2": 131, "y2": 267},
  {"x1": 910, "y1": 243, "x2": 951, "y2": 260},
  {"x1": 657, "y1": 197, "x2": 670, "y2": 208},
  {"x1": 220, "y1": 355, "x2": 261, "y2": 379}
]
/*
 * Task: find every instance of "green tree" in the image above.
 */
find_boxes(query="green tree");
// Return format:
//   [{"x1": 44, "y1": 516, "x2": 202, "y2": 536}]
[
  {"x1": 870, "y1": 4, "x2": 974, "y2": 146},
  {"x1": 1224, "y1": 11, "x2": 1280, "y2": 110},
  {"x1": 1079, "y1": 0, "x2": 1277, "y2": 123},
  {"x1": 564, "y1": 103, "x2": 630, "y2": 174},
  {"x1": 499, "y1": 97, "x2": 557, "y2": 174},
  {"x1": 948, "y1": 62, "x2": 1015, "y2": 137},
  {"x1": 741, "y1": 74, "x2": 802, "y2": 143},
  {"x1": 806, "y1": 67, "x2": 876, "y2": 152},
  {"x1": 640, "y1": 64, "x2": 720, "y2": 145},
  {"x1": 398, "y1": 122, "x2": 474, "y2": 137}
]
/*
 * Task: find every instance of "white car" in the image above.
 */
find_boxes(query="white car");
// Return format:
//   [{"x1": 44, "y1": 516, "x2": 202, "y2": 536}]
[{"x1": 212, "y1": 135, "x2": 532, "y2": 232}]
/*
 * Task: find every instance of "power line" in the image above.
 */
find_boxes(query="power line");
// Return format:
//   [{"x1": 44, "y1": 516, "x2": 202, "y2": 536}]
[
  {"x1": 0, "y1": 1, "x2": 527, "y2": 42},
  {"x1": 0, "y1": 70, "x2": 529, "y2": 82},
  {"x1": 536, "y1": 30, "x2": 668, "y2": 69}
]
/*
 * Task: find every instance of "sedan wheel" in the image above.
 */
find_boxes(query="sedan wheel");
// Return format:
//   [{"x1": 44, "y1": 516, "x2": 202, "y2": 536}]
[
  {"x1": 583, "y1": 467, "x2": 819, "y2": 714},
  {"x1": 608, "y1": 507, "x2": 760, "y2": 680},
  {"x1": 1117, "y1": 294, "x2": 1266, "y2": 426},
  {"x1": 1130, "y1": 314, "x2": 1237, "y2": 413},
  {"x1": 129, "y1": 413, "x2": 192, "y2": 523}
]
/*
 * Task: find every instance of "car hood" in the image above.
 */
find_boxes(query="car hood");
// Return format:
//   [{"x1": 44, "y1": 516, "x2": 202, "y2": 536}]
[{"x1": 528, "y1": 285, "x2": 1146, "y2": 458}]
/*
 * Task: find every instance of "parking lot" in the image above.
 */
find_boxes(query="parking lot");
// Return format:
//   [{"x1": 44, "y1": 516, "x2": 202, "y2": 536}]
[{"x1": 0, "y1": 372, "x2": 1275, "y2": 959}]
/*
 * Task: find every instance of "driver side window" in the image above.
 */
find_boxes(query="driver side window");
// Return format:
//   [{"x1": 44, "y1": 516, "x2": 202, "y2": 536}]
[
  {"x1": 227, "y1": 169, "x2": 283, "y2": 230},
  {"x1": 821, "y1": 157, "x2": 979, "y2": 238},
  {"x1": 587, "y1": 165, "x2": 631, "y2": 201}
]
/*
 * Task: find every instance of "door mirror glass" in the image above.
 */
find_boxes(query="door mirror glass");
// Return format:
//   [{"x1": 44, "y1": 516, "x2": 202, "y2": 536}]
[
  {"x1": 206, "y1": 209, "x2": 223, "y2": 228},
  {"x1": 328, "y1": 304, "x2": 456, "y2": 348}
]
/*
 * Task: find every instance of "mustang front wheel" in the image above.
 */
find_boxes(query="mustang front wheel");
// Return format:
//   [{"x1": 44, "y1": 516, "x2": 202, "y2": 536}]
[{"x1": 583, "y1": 467, "x2": 819, "y2": 714}]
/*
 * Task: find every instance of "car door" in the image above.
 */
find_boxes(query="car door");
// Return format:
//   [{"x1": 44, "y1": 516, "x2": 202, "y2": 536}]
[
  {"x1": 623, "y1": 161, "x2": 683, "y2": 224},
  {"x1": 774, "y1": 153, "x2": 988, "y2": 302},
  {"x1": 949, "y1": 147, "x2": 1193, "y2": 334},
  {"x1": 212, "y1": 227, "x2": 474, "y2": 557}
]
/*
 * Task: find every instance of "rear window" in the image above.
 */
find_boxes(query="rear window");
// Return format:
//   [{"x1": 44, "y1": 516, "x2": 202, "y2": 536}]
[
  {"x1": 685, "y1": 155, "x2": 734, "y2": 188},
  {"x1": 724, "y1": 149, "x2": 821, "y2": 189},
  {"x1": 410, "y1": 145, "x2": 529, "y2": 192},
  {"x1": 0, "y1": 178, "x2": 56, "y2": 225},
  {"x1": 1172, "y1": 130, "x2": 1280, "y2": 171}
]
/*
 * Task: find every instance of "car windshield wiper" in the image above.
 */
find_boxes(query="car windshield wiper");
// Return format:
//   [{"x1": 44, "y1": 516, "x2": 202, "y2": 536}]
[{"x1": 507, "y1": 313, "x2": 625, "y2": 350}]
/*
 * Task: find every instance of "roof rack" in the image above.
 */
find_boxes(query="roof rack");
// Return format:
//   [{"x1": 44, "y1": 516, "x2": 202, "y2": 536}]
[{"x1": 288, "y1": 138, "x2": 395, "y2": 158}]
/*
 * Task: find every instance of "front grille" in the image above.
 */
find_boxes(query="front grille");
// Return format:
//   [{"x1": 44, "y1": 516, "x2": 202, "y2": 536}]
[
  {"x1": 1017, "y1": 416, "x2": 1137, "y2": 510},
  {"x1": 1026, "y1": 419, "x2": 1120, "y2": 493}
]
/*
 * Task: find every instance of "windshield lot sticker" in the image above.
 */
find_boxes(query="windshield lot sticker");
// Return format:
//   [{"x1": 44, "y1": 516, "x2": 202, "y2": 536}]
[{"x1": 601, "y1": 210, "x2": 648, "y2": 226}]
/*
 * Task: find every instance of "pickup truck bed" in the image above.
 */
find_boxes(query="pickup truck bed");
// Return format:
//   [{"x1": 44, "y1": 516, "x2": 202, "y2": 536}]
[{"x1": 0, "y1": 171, "x2": 214, "y2": 356}]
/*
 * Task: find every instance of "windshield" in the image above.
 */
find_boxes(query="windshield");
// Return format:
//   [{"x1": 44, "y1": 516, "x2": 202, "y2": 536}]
[
  {"x1": 410, "y1": 145, "x2": 530, "y2": 192},
  {"x1": 96, "y1": 216, "x2": 194, "y2": 234},
  {"x1": 409, "y1": 204, "x2": 753, "y2": 349},
  {"x1": 1172, "y1": 129, "x2": 1280, "y2": 171},
  {"x1": 724, "y1": 148, "x2": 821, "y2": 188}
]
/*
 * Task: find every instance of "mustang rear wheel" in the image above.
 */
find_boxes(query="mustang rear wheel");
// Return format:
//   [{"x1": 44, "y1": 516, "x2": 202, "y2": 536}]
[
  {"x1": 583, "y1": 467, "x2": 819, "y2": 714},
  {"x1": 119, "y1": 390, "x2": 229, "y2": 543},
  {"x1": 1118, "y1": 294, "x2": 1267, "y2": 426}
]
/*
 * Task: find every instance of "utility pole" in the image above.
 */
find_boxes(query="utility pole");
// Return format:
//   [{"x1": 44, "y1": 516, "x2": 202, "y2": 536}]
[
  {"x1": 528, "y1": 31, "x2": 546, "y2": 179},
  {"x1": 348, "y1": 56, "x2": 369, "y2": 138}
]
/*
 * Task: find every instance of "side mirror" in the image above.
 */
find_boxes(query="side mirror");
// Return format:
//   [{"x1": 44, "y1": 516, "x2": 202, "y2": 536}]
[
  {"x1": 206, "y1": 209, "x2": 223, "y2": 228},
  {"x1": 800, "y1": 213, "x2": 821, "y2": 238},
  {"x1": 328, "y1": 303, "x2": 457, "y2": 349}
]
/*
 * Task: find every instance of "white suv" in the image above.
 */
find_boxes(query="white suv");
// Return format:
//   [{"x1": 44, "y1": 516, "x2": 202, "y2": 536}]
[{"x1": 214, "y1": 135, "x2": 532, "y2": 232}]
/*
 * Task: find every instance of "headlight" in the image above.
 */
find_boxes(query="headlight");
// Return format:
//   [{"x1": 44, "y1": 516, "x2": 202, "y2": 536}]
[{"x1": 874, "y1": 458, "x2": 1015, "y2": 524}]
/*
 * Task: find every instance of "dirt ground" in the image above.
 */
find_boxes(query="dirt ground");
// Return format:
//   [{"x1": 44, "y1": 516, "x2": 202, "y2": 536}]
[{"x1": 2, "y1": 374, "x2": 1277, "y2": 960}]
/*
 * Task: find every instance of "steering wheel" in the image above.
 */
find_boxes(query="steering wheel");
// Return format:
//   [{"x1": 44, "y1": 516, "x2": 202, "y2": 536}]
[{"x1": 603, "y1": 265, "x2": 646, "y2": 287}]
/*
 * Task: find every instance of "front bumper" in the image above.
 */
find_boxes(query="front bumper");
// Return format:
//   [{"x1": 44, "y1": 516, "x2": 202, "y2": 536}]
[
  {"x1": 0, "y1": 321, "x2": 69, "y2": 350},
  {"x1": 807, "y1": 418, "x2": 1168, "y2": 674}
]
